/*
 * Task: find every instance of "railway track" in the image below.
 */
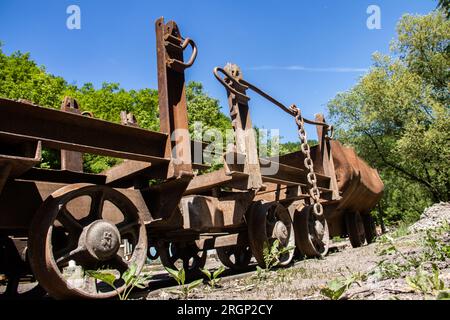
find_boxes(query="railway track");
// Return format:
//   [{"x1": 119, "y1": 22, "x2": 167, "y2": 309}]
[
  {"x1": 0, "y1": 242, "x2": 349, "y2": 300},
  {"x1": 133, "y1": 241, "x2": 350, "y2": 299}
]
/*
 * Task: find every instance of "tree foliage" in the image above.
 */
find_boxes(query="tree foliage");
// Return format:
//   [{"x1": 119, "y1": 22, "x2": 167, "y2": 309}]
[
  {"x1": 185, "y1": 81, "x2": 232, "y2": 135},
  {"x1": 0, "y1": 49, "x2": 68, "y2": 108},
  {"x1": 437, "y1": 0, "x2": 450, "y2": 18},
  {"x1": 328, "y1": 10, "x2": 450, "y2": 223}
]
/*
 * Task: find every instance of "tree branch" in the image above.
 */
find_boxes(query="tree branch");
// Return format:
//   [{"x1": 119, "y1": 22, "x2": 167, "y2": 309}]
[{"x1": 362, "y1": 129, "x2": 441, "y2": 200}]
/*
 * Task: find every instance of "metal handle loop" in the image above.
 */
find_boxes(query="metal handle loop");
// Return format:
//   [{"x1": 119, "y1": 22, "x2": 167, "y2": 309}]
[
  {"x1": 166, "y1": 37, "x2": 198, "y2": 70},
  {"x1": 213, "y1": 67, "x2": 250, "y2": 101},
  {"x1": 180, "y1": 37, "x2": 197, "y2": 68}
]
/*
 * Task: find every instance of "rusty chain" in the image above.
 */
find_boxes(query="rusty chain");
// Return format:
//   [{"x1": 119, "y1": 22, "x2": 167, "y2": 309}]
[{"x1": 289, "y1": 104, "x2": 324, "y2": 217}]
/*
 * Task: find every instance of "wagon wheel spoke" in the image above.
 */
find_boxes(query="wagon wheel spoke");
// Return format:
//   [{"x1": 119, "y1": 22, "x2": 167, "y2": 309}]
[
  {"x1": 236, "y1": 247, "x2": 251, "y2": 266},
  {"x1": 183, "y1": 254, "x2": 199, "y2": 270},
  {"x1": 117, "y1": 221, "x2": 139, "y2": 234},
  {"x1": 55, "y1": 246, "x2": 87, "y2": 267},
  {"x1": 266, "y1": 211, "x2": 277, "y2": 232},
  {"x1": 229, "y1": 247, "x2": 238, "y2": 260},
  {"x1": 108, "y1": 254, "x2": 130, "y2": 273},
  {"x1": 53, "y1": 235, "x2": 79, "y2": 259},
  {"x1": 179, "y1": 245, "x2": 206, "y2": 272},
  {"x1": 89, "y1": 191, "x2": 105, "y2": 220},
  {"x1": 312, "y1": 235, "x2": 325, "y2": 252},
  {"x1": 57, "y1": 206, "x2": 83, "y2": 234},
  {"x1": 170, "y1": 244, "x2": 182, "y2": 264},
  {"x1": 222, "y1": 247, "x2": 236, "y2": 264},
  {"x1": 5, "y1": 279, "x2": 19, "y2": 297}
]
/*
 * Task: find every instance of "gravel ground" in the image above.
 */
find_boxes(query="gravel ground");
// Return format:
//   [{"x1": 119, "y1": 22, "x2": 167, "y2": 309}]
[
  {"x1": 147, "y1": 202, "x2": 450, "y2": 300},
  {"x1": 409, "y1": 202, "x2": 450, "y2": 232}
]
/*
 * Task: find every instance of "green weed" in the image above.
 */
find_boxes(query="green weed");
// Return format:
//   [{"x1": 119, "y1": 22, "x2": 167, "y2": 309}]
[
  {"x1": 86, "y1": 263, "x2": 151, "y2": 300},
  {"x1": 165, "y1": 267, "x2": 203, "y2": 299},
  {"x1": 200, "y1": 266, "x2": 225, "y2": 289}
]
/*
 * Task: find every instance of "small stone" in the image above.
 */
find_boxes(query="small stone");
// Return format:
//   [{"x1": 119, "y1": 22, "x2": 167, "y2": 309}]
[{"x1": 409, "y1": 202, "x2": 450, "y2": 233}]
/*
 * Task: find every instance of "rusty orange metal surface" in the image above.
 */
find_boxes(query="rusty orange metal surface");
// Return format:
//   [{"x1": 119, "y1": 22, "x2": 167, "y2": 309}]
[{"x1": 331, "y1": 140, "x2": 384, "y2": 216}]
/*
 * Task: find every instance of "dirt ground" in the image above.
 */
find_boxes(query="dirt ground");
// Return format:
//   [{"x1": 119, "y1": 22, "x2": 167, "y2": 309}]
[{"x1": 147, "y1": 203, "x2": 450, "y2": 300}]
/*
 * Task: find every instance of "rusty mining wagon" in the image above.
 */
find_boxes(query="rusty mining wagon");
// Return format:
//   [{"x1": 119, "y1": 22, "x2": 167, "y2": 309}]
[{"x1": 0, "y1": 18, "x2": 384, "y2": 299}]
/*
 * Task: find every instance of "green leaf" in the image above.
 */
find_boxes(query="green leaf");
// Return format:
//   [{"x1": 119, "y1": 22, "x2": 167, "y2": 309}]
[
  {"x1": 86, "y1": 270, "x2": 116, "y2": 288},
  {"x1": 213, "y1": 266, "x2": 225, "y2": 279},
  {"x1": 200, "y1": 268, "x2": 211, "y2": 279},
  {"x1": 165, "y1": 267, "x2": 181, "y2": 283},
  {"x1": 179, "y1": 268, "x2": 186, "y2": 285},
  {"x1": 188, "y1": 279, "x2": 203, "y2": 290},
  {"x1": 122, "y1": 263, "x2": 137, "y2": 285},
  {"x1": 168, "y1": 289, "x2": 183, "y2": 296},
  {"x1": 437, "y1": 291, "x2": 450, "y2": 300},
  {"x1": 406, "y1": 276, "x2": 420, "y2": 291},
  {"x1": 134, "y1": 282, "x2": 147, "y2": 289},
  {"x1": 320, "y1": 279, "x2": 348, "y2": 300},
  {"x1": 271, "y1": 240, "x2": 280, "y2": 255}
]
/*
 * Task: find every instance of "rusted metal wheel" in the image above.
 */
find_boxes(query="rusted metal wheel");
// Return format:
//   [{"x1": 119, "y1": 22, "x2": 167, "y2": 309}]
[
  {"x1": 345, "y1": 211, "x2": 366, "y2": 248},
  {"x1": 247, "y1": 201, "x2": 295, "y2": 268},
  {"x1": 28, "y1": 183, "x2": 147, "y2": 299},
  {"x1": 158, "y1": 241, "x2": 206, "y2": 274},
  {"x1": 216, "y1": 245, "x2": 252, "y2": 270},
  {"x1": 362, "y1": 214, "x2": 377, "y2": 244},
  {"x1": 294, "y1": 205, "x2": 330, "y2": 258}
]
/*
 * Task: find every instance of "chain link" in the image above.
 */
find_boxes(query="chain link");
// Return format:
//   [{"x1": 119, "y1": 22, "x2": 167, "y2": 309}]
[{"x1": 290, "y1": 105, "x2": 323, "y2": 217}]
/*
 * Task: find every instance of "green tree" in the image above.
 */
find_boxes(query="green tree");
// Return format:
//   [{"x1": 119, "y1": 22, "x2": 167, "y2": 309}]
[
  {"x1": 64, "y1": 82, "x2": 160, "y2": 131},
  {"x1": 0, "y1": 46, "x2": 68, "y2": 108},
  {"x1": 328, "y1": 11, "x2": 450, "y2": 223},
  {"x1": 437, "y1": 0, "x2": 450, "y2": 18},
  {"x1": 186, "y1": 81, "x2": 231, "y2": 135}
]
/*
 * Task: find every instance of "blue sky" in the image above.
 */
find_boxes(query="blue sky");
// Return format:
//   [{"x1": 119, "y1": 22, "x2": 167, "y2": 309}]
[{"x1": 0, "y1": 0, "x2": 438, "y2": 142}]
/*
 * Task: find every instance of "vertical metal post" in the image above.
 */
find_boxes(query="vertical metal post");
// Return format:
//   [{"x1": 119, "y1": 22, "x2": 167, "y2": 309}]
[
  {"x1": 60, "y1": 97, "x2": 83, "y2": 172},
  {"x1": 223, "y1": 64, "x2": 263, "y2": 190},
  {"x1": 155, "y1": 17, "x2": 193, "y2": 177},
  {"x1": 315, "y1": 114, "x2": 339, "y2": 200}
]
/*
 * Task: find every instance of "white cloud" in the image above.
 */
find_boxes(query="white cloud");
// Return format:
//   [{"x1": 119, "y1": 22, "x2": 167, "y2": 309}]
[{"x1": 247, "y1": 65, "x2": 368, "y2": 73}]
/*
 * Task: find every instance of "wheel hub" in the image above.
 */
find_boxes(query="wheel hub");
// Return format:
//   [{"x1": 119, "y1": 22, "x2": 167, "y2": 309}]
[
  {"x1": 273, "y1": 221, "x2": 289, "y2": 244},
  {"x1": 82, "y1": 220, "x2": 121, "y2": 261}
]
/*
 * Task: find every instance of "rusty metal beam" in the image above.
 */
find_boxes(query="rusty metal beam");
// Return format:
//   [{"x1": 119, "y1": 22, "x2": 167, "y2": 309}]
[
  {"x1": 185, "y1": 168, "x2": 250, "y2": 195},
  {"x1": 19, "y1": 167, "x2": 106, "y2": 185},
  {"x1": 0, "y1": 140, "x2": 42, "y2": 181},
  {"x1": 0, "y1": 98, "x2": 168, "y2": 162}
]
